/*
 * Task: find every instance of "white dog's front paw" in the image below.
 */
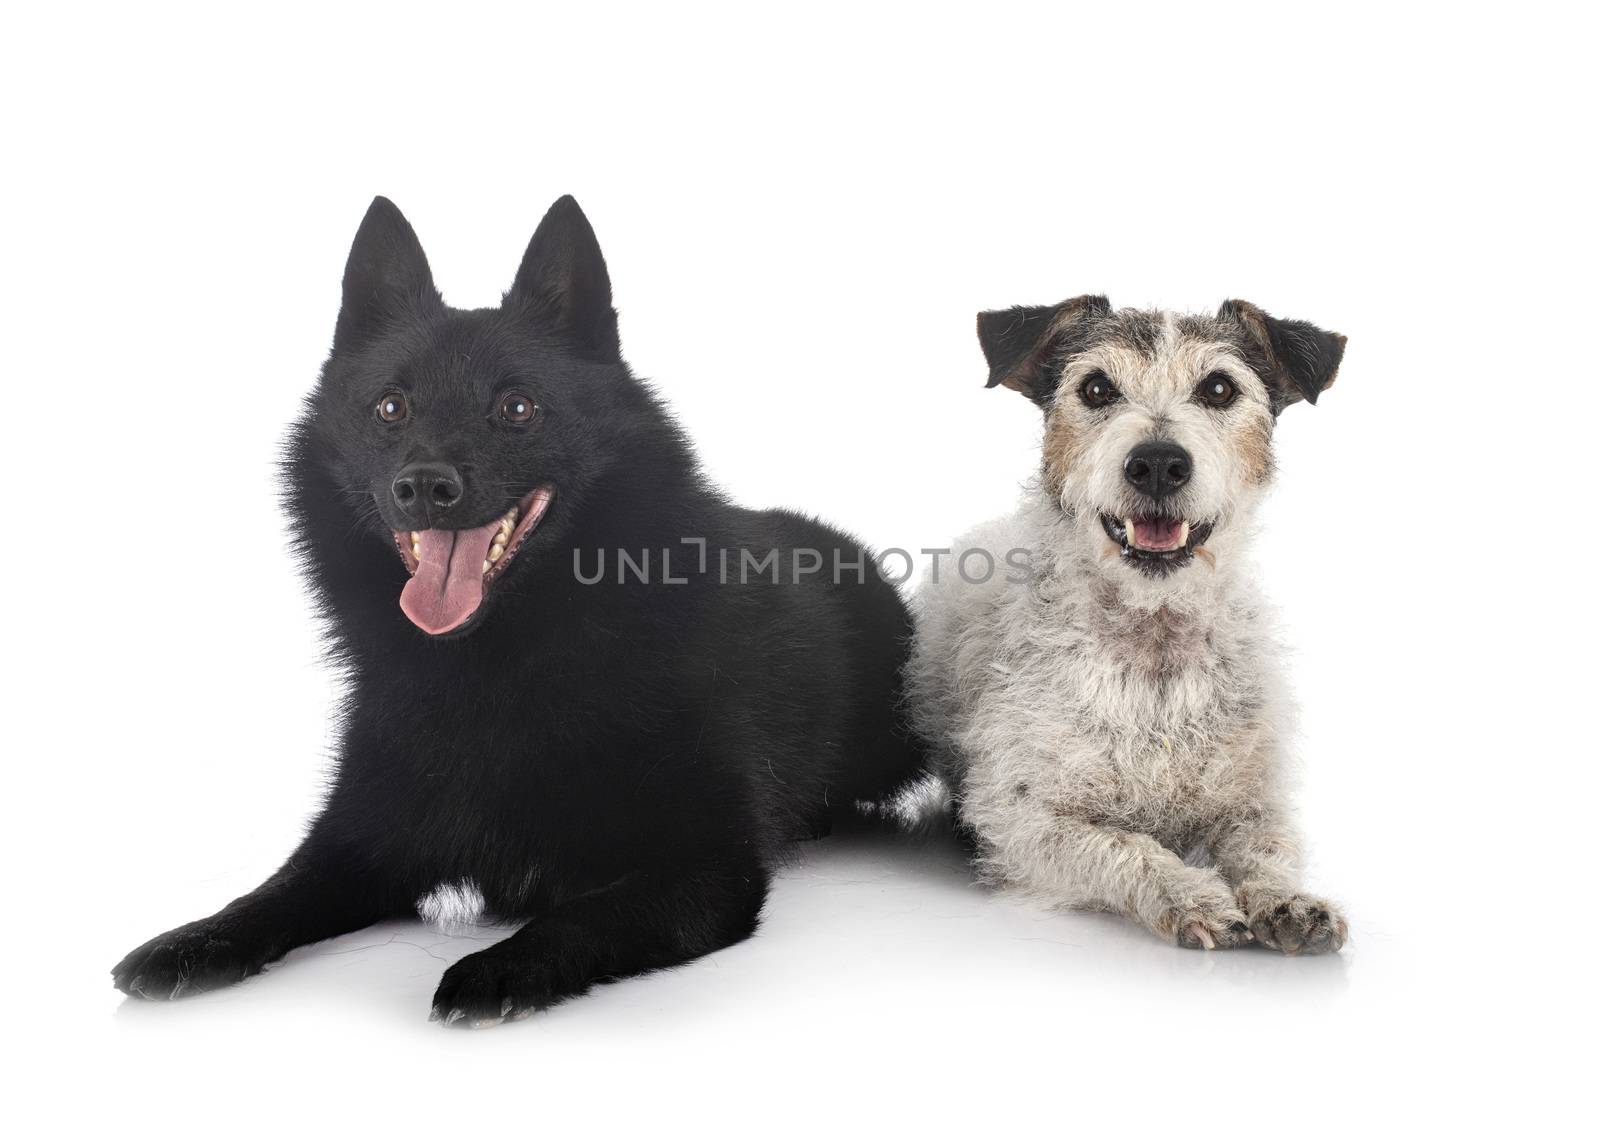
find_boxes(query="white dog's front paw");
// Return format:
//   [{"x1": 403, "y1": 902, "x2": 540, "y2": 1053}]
[
  {"x1": 1163, "y1": 896, "x2": 1252, "y2": 950},
  {"x1": 1247, "y1": 893, "x2": 1347, "y2": 955}
]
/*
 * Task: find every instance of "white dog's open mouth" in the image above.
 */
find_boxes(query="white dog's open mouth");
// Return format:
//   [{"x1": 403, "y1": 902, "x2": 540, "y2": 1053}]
[
  {"x1": 394, "y1": 486, "x2": 556, "y2": 636},
  {"x1": 1101, "y1": 512, "x2": 1212, "y2": 571}
]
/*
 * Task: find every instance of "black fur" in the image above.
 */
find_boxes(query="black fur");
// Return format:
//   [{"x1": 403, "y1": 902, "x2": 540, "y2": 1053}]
[
  {"x1": 111, "y1": 196, "x2": 925, "y2": 1024},
  {"x1": 977, "y1": 294, "x2": 1111, "y2": 406},
  {"x1": 1217, "y1": 298, "x2": 1347, "y2": 411}
]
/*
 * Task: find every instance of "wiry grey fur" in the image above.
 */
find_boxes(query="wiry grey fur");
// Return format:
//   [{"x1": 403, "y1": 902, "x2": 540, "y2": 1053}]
[{"x1": 907, "y1": 300, "x2": 1348, "y2": 953}]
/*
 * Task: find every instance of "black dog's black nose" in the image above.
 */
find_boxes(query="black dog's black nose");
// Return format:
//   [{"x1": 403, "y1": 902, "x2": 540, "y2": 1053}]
[
  {"x1": 1124, "y1": 441, "x2": 1192, "y2": 498},
  {"x1": 392, "y1": 462, "x2": 464, "y2": 519}
]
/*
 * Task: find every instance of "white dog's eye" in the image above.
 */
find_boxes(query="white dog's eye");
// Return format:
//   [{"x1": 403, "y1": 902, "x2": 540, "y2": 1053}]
[
  {"x1": 1197, "y1": 373, "x2": 1238, "y2": 408},
  {"x1": 1078, "y1": 371, "x2": 1119, "y2": 409}
]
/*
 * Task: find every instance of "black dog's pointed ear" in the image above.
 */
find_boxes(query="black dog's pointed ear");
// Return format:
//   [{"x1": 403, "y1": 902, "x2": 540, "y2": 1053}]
[
  {"x1": 977, "y1": 295, "x2": 1111, "y2": 405},
  {"x1": 505, "y1": 195, "x2": 619, "y2": 360},
  {"x1": 334, "y1": 197, "x2": 440, "y2": 352},
  {"x1": 1219, "y1": 299, "x2": 1346, "y2": 412}
]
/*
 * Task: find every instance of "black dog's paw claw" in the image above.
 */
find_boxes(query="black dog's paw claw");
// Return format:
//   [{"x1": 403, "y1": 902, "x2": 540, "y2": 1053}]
[
  {"x1": 112, "y1": 922, "x2": 266, "y2": 1000},
  {"x1": 429, "y1": 946, "x2": 590, "y2": 1029}
]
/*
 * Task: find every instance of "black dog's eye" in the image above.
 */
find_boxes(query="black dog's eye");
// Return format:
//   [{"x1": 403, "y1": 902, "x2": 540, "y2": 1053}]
[
  {"x1": 499, "y1": 392, "x2": 538, "y2": 424},
  {"x1": 376, "y1": 391, "x2": 408, "y2": 423},
  {"x1": 1078, "y1": 371, "x2": 1119, "y2": 409},
  {"x1": 1197, "y1": 373, "x2": 1239, "y2": 408}
]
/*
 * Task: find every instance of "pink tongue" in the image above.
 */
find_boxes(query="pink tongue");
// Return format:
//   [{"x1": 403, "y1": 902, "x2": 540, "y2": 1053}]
[
  {"x1": 1132, "y1": 518, "x2": 1184, "y2": 551},
  {"x1": 398, "y1": 525, "x2": 499, "y2": 635}
]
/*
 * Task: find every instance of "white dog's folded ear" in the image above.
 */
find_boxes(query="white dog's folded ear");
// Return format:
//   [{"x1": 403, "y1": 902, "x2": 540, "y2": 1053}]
[
  {"x1": 977, "y1": 295, "x2": 1110, "y2": 405},
  {"x1": 1219, "y1": 300, "x2": 1347, "y2": 411}
]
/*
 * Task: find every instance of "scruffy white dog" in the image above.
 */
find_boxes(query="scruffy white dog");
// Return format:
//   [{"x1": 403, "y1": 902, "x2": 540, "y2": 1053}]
[{"x1": 907, "y1": 296, "x2": 1348, "y2": 953}]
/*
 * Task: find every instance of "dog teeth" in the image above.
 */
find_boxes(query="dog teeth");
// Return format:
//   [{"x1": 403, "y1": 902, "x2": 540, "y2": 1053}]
[
  {"x1": 475, "y1": 510, "x2": 519, "y2": 575},
  {"x1": 1177, "y1": 521, "x2": 1190, "y2": 548},
  {"x1": 405, "y1": 512, "x2": 520, "y2": 573},
  {"x1": 1123, "y1": 518, "x2": 1136, "y2": 544}
]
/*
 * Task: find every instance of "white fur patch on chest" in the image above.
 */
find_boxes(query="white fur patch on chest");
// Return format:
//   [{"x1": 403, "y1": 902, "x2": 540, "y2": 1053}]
[
  {"x1": 416, "y1": 879, "x2": 486, "y2": 932},
  {"x1": 906, "y1": 495, "x2": 1292, "y2": 846}
]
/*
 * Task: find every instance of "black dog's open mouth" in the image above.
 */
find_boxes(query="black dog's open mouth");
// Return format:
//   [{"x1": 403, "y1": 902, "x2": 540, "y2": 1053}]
[
  {"x1": 394, "y1": 486, "x2": 556, "y2": 636},
  {"x1": 1101, "y1": 512, "x2": 1213, "y2": 574}
]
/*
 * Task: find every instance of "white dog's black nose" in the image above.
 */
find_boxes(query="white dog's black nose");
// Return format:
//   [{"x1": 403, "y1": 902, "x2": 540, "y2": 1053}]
[
  {"x1": 1124, "y1": 441, "x2": 1192, "y2": 499},
  {"x1": 393, "y1": 462, "x2": 464, "y2": 519}
]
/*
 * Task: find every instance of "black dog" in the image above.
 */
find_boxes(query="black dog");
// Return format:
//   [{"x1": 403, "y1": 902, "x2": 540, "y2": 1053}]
[{"x1": 112, "y1": 196, "x2": 924, "y2": 1025}]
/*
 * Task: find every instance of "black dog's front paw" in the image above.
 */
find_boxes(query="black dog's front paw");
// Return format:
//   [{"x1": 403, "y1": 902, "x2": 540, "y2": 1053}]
[
  {"x1": 430, "y1": 945, "x2": 589, "y2": 1029},
  {"x1": 112, "y1": 921, "x2": 269, "y2": 1000}
]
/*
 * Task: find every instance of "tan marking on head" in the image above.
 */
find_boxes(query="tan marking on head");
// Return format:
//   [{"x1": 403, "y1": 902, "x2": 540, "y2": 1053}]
[
  {"x1": 1041, "y1": 402, "x2": 1087, "y2": 495},
  {"x1": 1236, "y1": 412, "x2": 1275, "y2": 485}
]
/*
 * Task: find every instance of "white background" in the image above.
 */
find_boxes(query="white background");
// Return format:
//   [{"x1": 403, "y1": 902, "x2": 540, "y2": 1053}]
[{"x1": 5, "y1": 2, "x2": 1595, "y2": 1116}]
